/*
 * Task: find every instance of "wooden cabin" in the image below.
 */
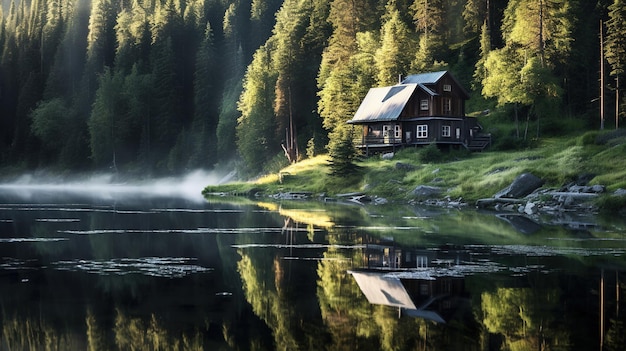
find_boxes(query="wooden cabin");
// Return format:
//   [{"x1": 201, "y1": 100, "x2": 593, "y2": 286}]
[{"x1": 347, "y1": 71, "x2": 490, "y2": 154}]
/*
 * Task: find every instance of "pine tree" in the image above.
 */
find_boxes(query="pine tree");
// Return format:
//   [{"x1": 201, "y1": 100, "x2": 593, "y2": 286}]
[
  {"x1": 88, "y1": 67, "x2": 124, "y2": 167},
  {"x1": 606, "y1": 0, "x2": 626, "y2": 126},
  {"x1": 375, "y1": 0, "x2": 415, "y2": 85},
  {"x1": 189, "y1": 21, "x2": 218, "y2": 168},
  {"x1": 327, "y1": 129, "x2": 361, "y2": 177},
  {"x1": 481, "y1": 0, "x2": 574, "y2": 138},
  {"x1": 236, "y1": 45, "x2": 278, "y2": 175}
]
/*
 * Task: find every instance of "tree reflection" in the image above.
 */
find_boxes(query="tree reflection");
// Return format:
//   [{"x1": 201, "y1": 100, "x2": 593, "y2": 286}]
[
  {"x1": 112, "y1": 309, "x2": 204, "y2": 350},
  {"x1": 480, "y1": 280, "x2": 570, "y2": 350},
  {"x1": 1, "y1": 314, "x2": 80, "y2": 350},
  {"x1": 316, "y1": 230, "x2": 377, "y2": 350}
]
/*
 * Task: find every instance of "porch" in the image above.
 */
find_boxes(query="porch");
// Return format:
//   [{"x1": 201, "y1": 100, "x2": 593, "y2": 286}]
[{"x1": 352, "y1": 132, "x2": 492, "y2": 155}]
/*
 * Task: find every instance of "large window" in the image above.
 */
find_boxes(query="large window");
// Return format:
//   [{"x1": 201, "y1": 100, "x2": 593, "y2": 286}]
[
  {"x1": 420, "y1": 99, "x2": 429, "y2": 111},
  {"x1": 417, "y1": 125, "x2": 428, "y2": 138},
  {"x1": 394, "y1": 124, "x2": 401, "y2": 138},
  {"x1": 442, "y1": 125, "x2": 451, "y2": 137}
]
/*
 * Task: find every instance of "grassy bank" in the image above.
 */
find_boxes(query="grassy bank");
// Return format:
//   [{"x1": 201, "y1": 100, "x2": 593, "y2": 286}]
[{"x1": 202, "y1": 130, "x2": 626, "y2": 208}]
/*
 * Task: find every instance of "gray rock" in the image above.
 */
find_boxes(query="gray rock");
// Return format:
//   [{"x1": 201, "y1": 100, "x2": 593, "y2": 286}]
[
  {"x1": 568, "y1": 185, "x2": 588, "y2": 193},
  {"x1": 382, "y1": 152, "x2": 394, "y2": 160},
  {"x1": 495, "y1": 173, "x2": 544, "y2": 199},
  {"x1": 411, "y1": 185, "x2": 443, "y2": 199},
  {"x1": 576, "y1": 173, "x2": 596, "y2": 185},
  {"x1": 591, "y1": 184, "x2": 605, "y2": 193},
  {"x1": 374, "y1": 197, "x2": 388, "y2": 205},
  {"x1": 395, "y1": 162, "x2": 416, "y2": 171},
  {"x1": 524, "y1": 202, "x2": 538, "y2": 215},
  {"x1": 614, "y1": 188, "x2": 626, "y2": 196}
]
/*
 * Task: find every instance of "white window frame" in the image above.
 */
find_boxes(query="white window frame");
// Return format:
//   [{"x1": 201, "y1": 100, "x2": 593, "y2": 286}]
[
  {"x1": 417, "y1": 125, "x2": 428, "y2": 139},
  {"x1": 394, "y1": 124, "x2": 401, "y2": 138},
  {"x1": 442, "y1": 125, "x2": 451, "y2": 137},
  {"x1": 382, "y1": 125, "x2": 391, "y2": 137},
  {"x1": 420, "y1": 99, "x2": 429, "y2": 111},
  {"x1": 443, "y1": 84, "x2": 451, "y2": 92}
]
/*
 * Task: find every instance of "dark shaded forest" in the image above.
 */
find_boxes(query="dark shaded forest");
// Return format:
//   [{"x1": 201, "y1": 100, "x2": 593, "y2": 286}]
[{"x1": 0, "y1": 0, "x2": 624, "y2": 177}]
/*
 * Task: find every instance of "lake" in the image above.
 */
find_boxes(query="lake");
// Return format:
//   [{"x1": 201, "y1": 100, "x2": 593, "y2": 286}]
[{"x1": 0, "y1": 182, "x2": 625, "y2": 350}]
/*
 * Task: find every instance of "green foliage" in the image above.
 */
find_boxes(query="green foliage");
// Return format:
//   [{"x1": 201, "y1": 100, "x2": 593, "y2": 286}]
[
  {"x1": 375, "y1": 1, "x2": 415, "y2": 85},
  {"x1": 595, "y1": 194, "x2": 626, "y2": 215},
  {"x1": 0, "y1": 0, "x2": 618, "y2": 177},
  {"x1": 606, "y1": 0, "x2": 626, "y2": 78},
  {"x1": 327, "y1": 132, "x2": 362, "y2": 177},
  {"x1": 236, "y1": 45, "x2": 279, "y2": 176},
  {"x1": 577, "y1": 131, "x2": 600, "y2": 146},
  {"x1": 30, "y1": 98, "x2": 72, "y2": 152},
  {"x1": 419, "y1": 143, "x2": 443, "y2": 163}
]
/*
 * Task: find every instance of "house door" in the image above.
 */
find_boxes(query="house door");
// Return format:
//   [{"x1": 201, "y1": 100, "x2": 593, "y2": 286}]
[{"x1": 383, "y1": 125, "x2": 391, "y2": 143}]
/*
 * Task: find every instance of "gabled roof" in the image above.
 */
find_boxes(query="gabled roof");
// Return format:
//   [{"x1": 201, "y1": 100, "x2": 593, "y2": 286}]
[
  {"x1": 403, "y1": 70, "x2": 470, "y2": 99},
  {"x1": 349, "y1": 270, "x2": 448, "y2": 323},
  {"x1": 349, "y1": 270, "x2": 417, "y2": 309},
  {"x1": 348, "y1": 84, "x2": 418, "y2": 123},
  {"x1": 402, "y1": 71, "x2": 448, "y2": 85}
]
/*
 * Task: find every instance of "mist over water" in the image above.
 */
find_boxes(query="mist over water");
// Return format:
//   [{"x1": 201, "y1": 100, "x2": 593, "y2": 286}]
[{"x1": 0, "y1": 169, "x2": 232, "y2": 202}]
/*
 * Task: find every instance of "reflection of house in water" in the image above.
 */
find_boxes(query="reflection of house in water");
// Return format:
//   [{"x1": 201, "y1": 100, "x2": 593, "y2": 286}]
[
  {"x1": 363, "y1": 239, "x2": 468, "y2": 269},
  {"x1": 349, "y1": 239, "x2": 470, "y2": 324}
]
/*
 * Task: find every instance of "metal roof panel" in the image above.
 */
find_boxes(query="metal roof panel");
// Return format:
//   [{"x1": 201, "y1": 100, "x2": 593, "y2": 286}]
[
  {"x1": 348, "y1": 84, "x2": 418, "y2": 123},
  {"x1": 402, "y1": 71, "x2": 447, "y2": 85}
]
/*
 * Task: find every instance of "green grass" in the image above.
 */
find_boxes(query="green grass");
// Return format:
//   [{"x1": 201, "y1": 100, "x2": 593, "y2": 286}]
[{"x1": 203, "y1": 131, "x2": 626, "y2": 206}]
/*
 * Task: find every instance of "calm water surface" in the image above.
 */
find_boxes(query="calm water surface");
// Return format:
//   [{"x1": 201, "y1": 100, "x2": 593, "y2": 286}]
[{"x1": 0, "y1": 184, "x2": 625, "y2": 350}]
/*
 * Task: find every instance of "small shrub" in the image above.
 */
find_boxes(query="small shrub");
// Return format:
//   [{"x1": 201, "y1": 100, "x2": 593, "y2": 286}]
[
  {"x1": 420, "y1": 143, "x2": 442, "y2": 163},
  {"x1": 578, "y1": 131, "x2": 600, "y2": 146},
  {"x1": 596, "y1": 195, "x2": 626, "y2": 214},
  {"x1": 492, "y1": 135, "x2": 529, "y2": 151}
]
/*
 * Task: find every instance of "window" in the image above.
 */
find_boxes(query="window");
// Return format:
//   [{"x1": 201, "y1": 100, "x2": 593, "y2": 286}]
[
  {"x1": 420, "y1": 99, "x2": 429, "y2": 110},
  {"x1": 442, "y1": 125, "x2": 451, "y2": 137},
  {"x1": 417, "y1": 125, "x2": 428, "y2": 138},
  {"x1": 443, "y1": 84, "x2": 451, "y2": 92},
  {"x1": 382, "y1": 125, "x2": 391, "y2": 137},
  {"x1": 394, "y1": 124, "x2": 401, "y2": 138}
]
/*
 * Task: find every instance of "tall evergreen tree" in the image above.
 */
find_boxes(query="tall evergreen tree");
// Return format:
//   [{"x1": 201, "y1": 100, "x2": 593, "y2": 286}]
[
  {"x1": 375, "y1": 0, "x2": 415, "y2": 85},
  {"x1": 236, "y1": 44, "x2": 278, "y2": 174},
  {"x1": 88, "y1": 67, "x2": 125, "y2": 168},
  {"x1": 473, "y1": 20, "x2": 490, "y2": 88},
  {"x1": 189, "y1": 21, "x2": 218, "y2": 168},
  {"x1": 216, "y1": 1, "x2": 246, "y2": 161},
  {"x1": 481, "y1": 0, "x2": 574, "y2": 137},
  {"x1": 317, "y1": 0, "x2": 381, "y2": 144},
  {"x1": 605, "y1": 0, "x2": 626, "y2": 126},
  {"x1": 150, "y1": 35, "x2": 180, "y2": 171}
]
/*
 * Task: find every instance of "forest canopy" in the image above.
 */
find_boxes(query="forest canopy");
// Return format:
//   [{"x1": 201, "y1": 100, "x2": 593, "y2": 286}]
[{"x1": 0, "y1": 0, "x2": 623, "y2": 177}]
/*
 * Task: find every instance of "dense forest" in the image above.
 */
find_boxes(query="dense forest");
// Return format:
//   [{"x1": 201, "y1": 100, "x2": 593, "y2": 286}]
[{"x1": 0, "y1": 0, "x2": 624, "y2": 177}]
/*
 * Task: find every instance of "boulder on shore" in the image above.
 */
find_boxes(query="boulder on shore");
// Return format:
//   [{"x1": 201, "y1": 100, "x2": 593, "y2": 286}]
[
  {"x1": 495, "y1": 173, "x2": 544, "y2": 199},
  {"x1": 411, "y1": 185, "x2": 444, "y2": 199}
]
